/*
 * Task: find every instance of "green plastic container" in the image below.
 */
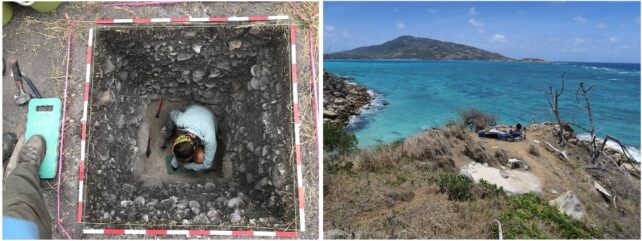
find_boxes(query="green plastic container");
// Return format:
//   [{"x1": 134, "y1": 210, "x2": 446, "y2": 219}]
[
  {"x1": 3, "y1": 2, "x2": 13, "y2": 26},
  {"x1": 25, "y1": 98, "x2": 62, "y2": 179},
  {"x1": 30, "y1": 1, "x2": 61, "y2": 12}
]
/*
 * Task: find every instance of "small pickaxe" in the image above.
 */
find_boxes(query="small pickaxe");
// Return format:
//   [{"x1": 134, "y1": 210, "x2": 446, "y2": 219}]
[
  {"x1": 8, "y1": 59, "x2": 32, "y2": 105},
  {"x1": 9, "y1": 59, "x2": 43, "y2": 101}
]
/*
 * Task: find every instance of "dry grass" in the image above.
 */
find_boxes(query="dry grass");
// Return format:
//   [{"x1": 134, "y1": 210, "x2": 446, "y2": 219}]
[
  {"x1": 325, "y1": 122, "x2": 640, "y2": 239},
  {"x1": 333, "y1": 126, "x2": 465, "y2": 173}
]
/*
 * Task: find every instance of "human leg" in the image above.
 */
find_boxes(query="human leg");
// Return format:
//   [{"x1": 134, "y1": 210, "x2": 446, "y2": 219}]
[{"x1": 2, "y1": 135, "x2": 52, "y2": 239}]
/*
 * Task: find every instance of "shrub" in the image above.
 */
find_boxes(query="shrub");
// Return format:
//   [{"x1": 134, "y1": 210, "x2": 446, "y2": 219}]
[
  {"x1": 442, "y1": 123, "x2": 468, "y2": 140},
  {"x1": 459, "y1": 108, "x2": 498, "y2": 131},
  {"x1": 324, "y1": 121, "x2": 358, "y2": 154},
  {"x1": 472, "y1": 179, "x2": 503, "y2": 199},
  {"x1": 498, "y1": 193, "x2": 601, "y2": 239},
  {"x1": 436, "y1": 172, "x2": 473, "y2": 201}
]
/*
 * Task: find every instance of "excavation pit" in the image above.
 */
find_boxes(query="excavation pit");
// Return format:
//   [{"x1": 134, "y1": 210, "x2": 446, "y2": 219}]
[{"x1": 83, "y1": 25, "x2": 296, "y2": 231}]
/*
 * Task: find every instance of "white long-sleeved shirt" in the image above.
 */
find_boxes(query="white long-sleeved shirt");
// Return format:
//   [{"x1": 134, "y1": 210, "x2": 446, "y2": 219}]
[{"x1": 169, "y1": 105, "x2": 217, "y2": 171}]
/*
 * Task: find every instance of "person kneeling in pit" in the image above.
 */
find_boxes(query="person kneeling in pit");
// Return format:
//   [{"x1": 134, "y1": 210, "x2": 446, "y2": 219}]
[{"x1": 162, "y1": 104, "x2": 218, "y2": 171}]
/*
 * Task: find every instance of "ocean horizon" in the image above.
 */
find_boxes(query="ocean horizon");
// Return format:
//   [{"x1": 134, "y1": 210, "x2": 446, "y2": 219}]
[{"x1": 325, "y1": 60, "x2": 641, "y2": 158}]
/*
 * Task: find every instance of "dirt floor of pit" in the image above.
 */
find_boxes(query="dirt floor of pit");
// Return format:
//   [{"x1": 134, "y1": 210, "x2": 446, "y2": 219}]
[
  {"x1": 134, "y1": 100, "x2": 226, "y2": 187},
  {"x1": 2, "y1": 2, "x2": 319, "y2": 239}
]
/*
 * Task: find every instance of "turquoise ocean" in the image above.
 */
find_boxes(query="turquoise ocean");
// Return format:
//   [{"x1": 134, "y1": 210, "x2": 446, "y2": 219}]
[{"x1": 325, "y1": 60, "x2": 640, "y2": 160}]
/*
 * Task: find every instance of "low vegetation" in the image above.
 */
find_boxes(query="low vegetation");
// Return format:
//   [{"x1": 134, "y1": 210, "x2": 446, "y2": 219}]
[
  {"x1": 497, "y1": 193, "x2": 601, "y2": 239},
  {"x1": 436, "y1": 172, "x2": 473, "y2": 201},
  {"x1": 459, "y1": 108, "x2": 498, "y2": 131},
  {"x1": 323, "y1": 121, "x2": 358, "y2": 154},
  {"x1": 437, "y1": 172, "x2": 504, "y2": 201}
]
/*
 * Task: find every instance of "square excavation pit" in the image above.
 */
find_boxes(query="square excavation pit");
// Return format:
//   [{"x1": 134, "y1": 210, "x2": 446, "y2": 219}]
[{"x1": 83, "y1": 25, "x2": 297, "y2": 231}]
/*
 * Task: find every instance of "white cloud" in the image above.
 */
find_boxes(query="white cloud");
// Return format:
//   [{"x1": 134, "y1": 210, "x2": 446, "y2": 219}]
[
  {"x1": 340, "y1": 30, "x2": 352, "y2": 38},
  {"x1": 428, "y1": 9, "x2": 438, "y2": 14},
  {"x1": 469, "y1": 7, "x2": 477, "y2": 16},
  {"x1": 609, "y1": 36, "x2": 618, "y2": 43},
  {"x1": 325, "y1": 25, "x2": 336, "y2": 32},
  {"x1": 573, "y1": 15, "x2": 587, "y2": 24},
  {"x1": 574, "y1": 37, "x2": 585, "y2": 45},
  {"x1": 468, "y1": 18, "x2": 484, "y2": 28},
  {"x1": 595, "y1": 22, "x2": 607, "y2": 29},
  {"x1": 490, "y1": 33, "x2": 506, "y2": 42},
  {"x1": 393, "y1": 8, "x2": 399, "y2": 13},
  {"x1": 396, "y1": 21, "x2": 405, "y2": 29}
]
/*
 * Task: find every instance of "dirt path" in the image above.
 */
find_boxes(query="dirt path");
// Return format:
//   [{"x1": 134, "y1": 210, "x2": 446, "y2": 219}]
[{"x1": 2, "y1": 2, "x2": 318, "y2": 239}]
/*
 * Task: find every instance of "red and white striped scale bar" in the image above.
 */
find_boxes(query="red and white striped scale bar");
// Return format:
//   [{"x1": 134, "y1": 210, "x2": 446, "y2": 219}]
[
  {"x1": 290, "y1": 25, "x2": 306, "y2": 232},
  {"x1": 78, "y1": 22, "x2": 306, "y2": 236},
  {"x1": 83, "y1": 229, "x2": 297, "y2": 237},
  {"x1": 95, "y1": 15, "x2": 289, "y2": 24},
  {"x1": 77, "y1": 27, "x2": 93, "y2": 224}
]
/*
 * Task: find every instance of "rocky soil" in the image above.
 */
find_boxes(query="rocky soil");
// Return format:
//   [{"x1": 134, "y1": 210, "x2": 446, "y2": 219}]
[
  {"x1": 323, "y1": 71, "x2": 372, "y2": 125},
  {"x1": 2, "y1": 2, "x2": 319, "y2": 239},
  {"x1": 85, "y1": 26, "x2": 295, "y2": 230}
]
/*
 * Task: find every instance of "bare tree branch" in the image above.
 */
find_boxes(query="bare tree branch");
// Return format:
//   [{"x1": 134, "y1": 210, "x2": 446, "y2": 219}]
[
  {"x1": 545, "y1": 73, "x2": 567, "y2": 147},
  {"x1": 545, "y1": 141, "x2": 569, "y2": 161},
  {"x1": 576, "y1": 81, "x2": 598, "y2": 163}
]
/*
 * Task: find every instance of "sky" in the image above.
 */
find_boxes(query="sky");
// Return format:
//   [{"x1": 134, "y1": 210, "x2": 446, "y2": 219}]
[{"x1": 324, "y1": 1, "x2": 641, "y2": 63}]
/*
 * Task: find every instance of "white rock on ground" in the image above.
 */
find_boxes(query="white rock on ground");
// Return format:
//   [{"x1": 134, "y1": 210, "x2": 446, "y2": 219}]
[
  {"x1": 548, "y1": 190, "x2": 584, "y2": 220},
  {"x1": 460, "y1": 162, "x2": 542, "y2": 194},
  {"x1": 593, "y1": 180, "x2": 612, "y2": 199}
]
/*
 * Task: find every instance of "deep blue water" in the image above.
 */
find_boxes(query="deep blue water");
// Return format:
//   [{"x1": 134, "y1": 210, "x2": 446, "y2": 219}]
[{"x1": 325, "y1": 60, "x2": 641, "y2": 151}]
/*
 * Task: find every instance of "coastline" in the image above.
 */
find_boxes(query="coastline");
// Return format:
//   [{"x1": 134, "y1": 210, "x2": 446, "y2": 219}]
[
  {"x1": 345, "y1": 89, "x2": 387, "y2": 130},
  {"x1": 323, "y1": 71, "x2": 385, "y2": 127},
  {"x1": 324, "y1": 60, "x2": 640, "y2": 148}
]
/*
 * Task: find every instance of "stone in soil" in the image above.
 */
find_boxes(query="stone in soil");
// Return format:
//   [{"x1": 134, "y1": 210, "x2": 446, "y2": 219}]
[{"x1": 85, "y1": 26, "x2": 295, "y2": 229}]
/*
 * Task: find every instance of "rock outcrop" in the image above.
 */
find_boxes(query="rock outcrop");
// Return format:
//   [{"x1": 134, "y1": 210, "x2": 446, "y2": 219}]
[
  {"x1": 323, "y1": 71, "x2": 372, "y2": 125},
  {"x1": 548, "y1": 191, "x2": 584, "y2": 220}
]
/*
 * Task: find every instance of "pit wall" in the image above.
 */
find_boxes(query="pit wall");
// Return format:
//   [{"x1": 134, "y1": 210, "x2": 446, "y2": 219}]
[{"x1": 84, "y1": 25, "x2": 295, "y2": 229}]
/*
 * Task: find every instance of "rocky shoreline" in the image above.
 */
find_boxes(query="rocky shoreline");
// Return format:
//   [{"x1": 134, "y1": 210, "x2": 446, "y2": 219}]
[{"x1": 323, "y1": 71, "x2": 374, "y2": 126}]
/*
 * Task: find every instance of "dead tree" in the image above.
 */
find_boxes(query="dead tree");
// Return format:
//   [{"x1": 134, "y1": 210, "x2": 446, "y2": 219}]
[
  {"x1": 596, "y1": 135, "x2": 630, "y2": 163},
  {"x1": 576, "y1": 81, "x2": 598, "y2": 163},
  {"x1": 546, "y1": 73, "x2": 566, "y2": 147},
  {"x1": 596, "y1": 135, "x2": 639, "y2": 175}
]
